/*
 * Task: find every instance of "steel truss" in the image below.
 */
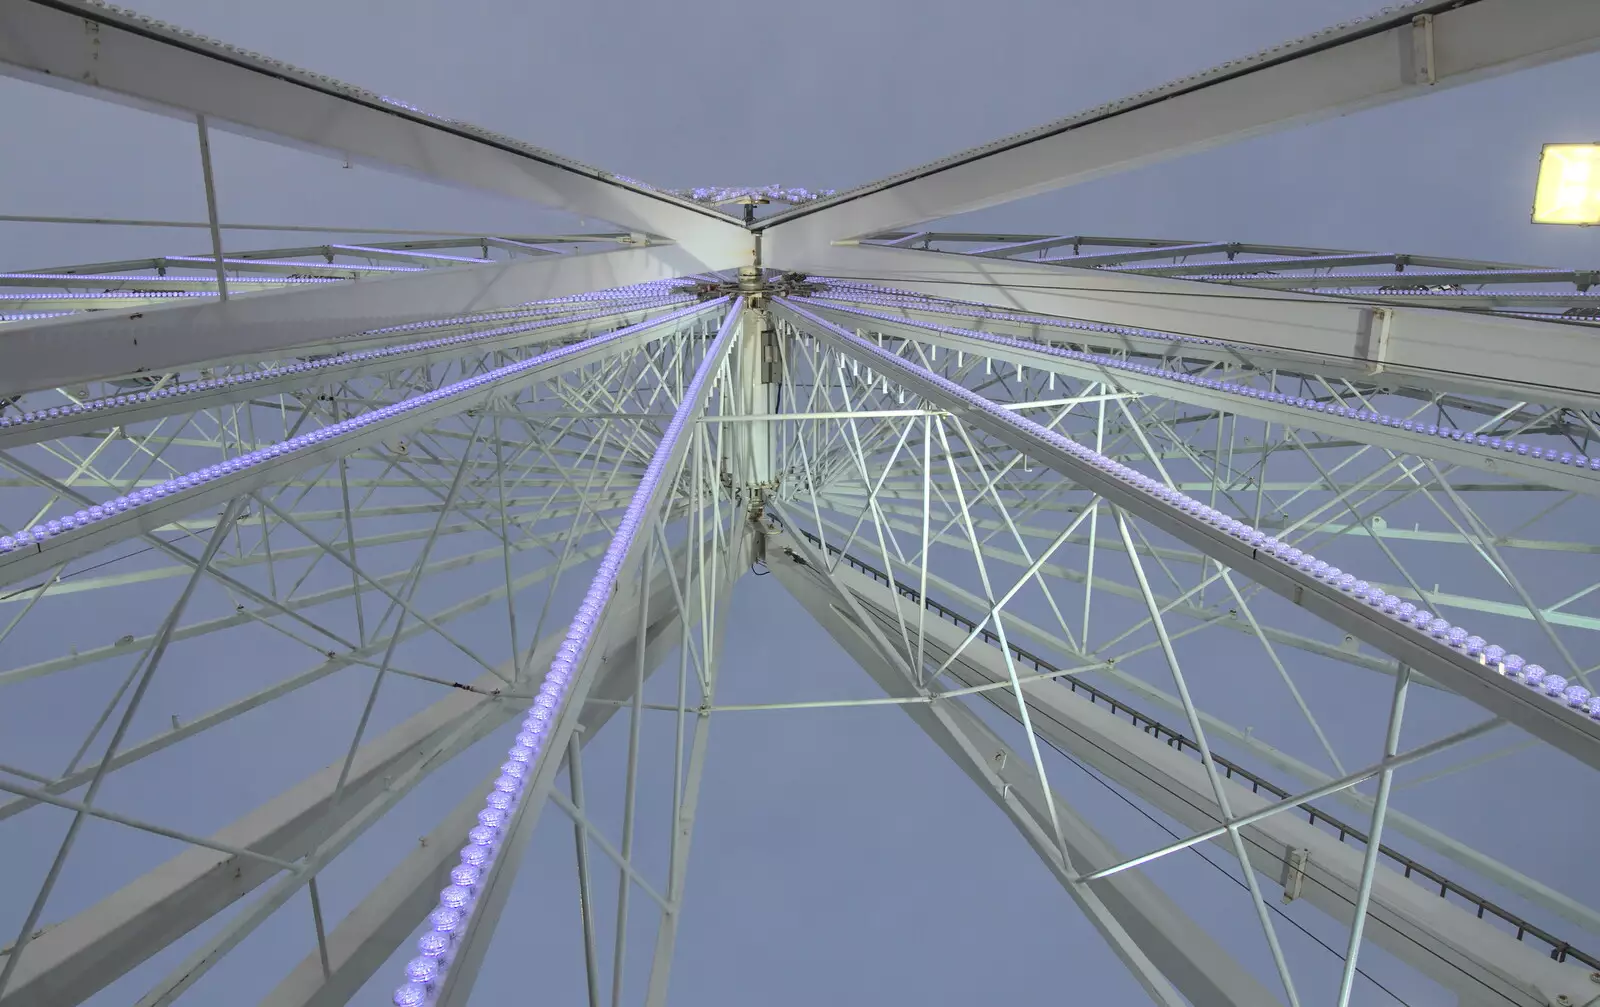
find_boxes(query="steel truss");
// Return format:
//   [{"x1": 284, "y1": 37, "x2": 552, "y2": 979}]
[{"x1": 1, "y1": 1, "x2": 1598, "y2": 1005}]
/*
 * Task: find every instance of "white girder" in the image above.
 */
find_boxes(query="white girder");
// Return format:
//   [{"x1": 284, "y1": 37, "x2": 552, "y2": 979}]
[
  {"x1": 0, "y1": 304, "x2": 718, "y2": 590},
  {"x1": 780, "y1": 299, "x2": 1600, "y2": 772},
  {"x1": 0, "y1": 2, "x2": 749, "y2": 266},
  {"x1": 801, "y1": 503, "x2": 1600, "y2": 939},
  {"x1": 809, "y1": 301, "x2": 1600, "y2": 499},
  {"x1": 810, "y1": 292, "x2": 1387, "y2": 385},
  {"x1": 834, "y1": 557, "x2": 1596, "y2": 1007},
  {"x1": 0, "y1": 300, "x2": 682, "y2": 451},
  {"x1": 783, "y1": 244, "x2": 1600, "y2": 412},
  {"x1": 756, "y1": 0, "x2": 1600, "y2": 257},
  {"x1": 0, "y1": 245, "x2": 703, "y2": 397}
]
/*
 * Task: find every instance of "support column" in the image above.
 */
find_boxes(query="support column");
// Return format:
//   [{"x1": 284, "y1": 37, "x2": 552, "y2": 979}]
[
  {"x1": 826, "y1": 554, "x2": 1597, "y2": 1007},
  {"x1": 732, "y1": 300, "x2": 778, "y2": 490},
  {"x1": 194, "y1": 114, "x2": 229, "y2": 303}
]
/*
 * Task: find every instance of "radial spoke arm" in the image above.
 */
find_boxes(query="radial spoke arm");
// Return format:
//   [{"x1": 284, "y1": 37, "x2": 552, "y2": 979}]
[
  {"x1": 0, "y1": 2, "x2": 747, "y2": 263},
  {"x1": 786, "y1": 248, "x2": 1600, "y2": 410},
  {"x1": 0, "y1": 301, "x2": 723, "y2": 589},
  {"x1": 805, "y1": 296, "x2": 1600, "y2": 498},
  {"x1": 0, "y1": 297, "x2": 690, "y2": 451},
  {"x1": 0, "y1": 247, "x2": 705, "y2": 397},
  {"x1": 776, "y1": 298, "x2": 1600, "y2": 772},
  {"x1": 818, "y1": 550, "x2": 1600, "y2": 1005},
  {"x1": 420, "y1": 299, "x2": 746, "y2": 1006},
  {"x1": 758, "y1": 0, "x2": 1600, "y2": 255}
]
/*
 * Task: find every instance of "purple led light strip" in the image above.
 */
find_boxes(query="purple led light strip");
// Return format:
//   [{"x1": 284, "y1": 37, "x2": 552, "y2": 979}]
[
  {"x1": 389, "y1": 296, "x2": 746, "y2": 1007},
  {"x1": 163, "y1": 255, "x2": 425, "y2": 273},
  {"x1": 1494, "y1": 311, "x2": 1600, "y2": 325},
  {"x1": 0, "y1": 299, "x2": 724, "y2": 560},
  {"x1": 801, "y1": 298, "x2": 1600, "y2": 477},
  {"x1": 0, "y1": 297, "x2": 691, "y2": 435},
  {"x1": 1292, "y1": 288, "x2": 1600, "y2": 300},
  {"x1": 1111, "y1": 265, "x2": 1581, "y2": 280},
  {"x1": 0, "y1": 272, "x2": 340, "y2": 285},
  {"x1": 669, "y1": 184, "x2": 837, "y2": 205},
  {"x1": 0, "y1": 292, "x2": 212, "y2": 301},
  {"x1": 778, "y1": 298, "x2": 1600, "y2": 726}
]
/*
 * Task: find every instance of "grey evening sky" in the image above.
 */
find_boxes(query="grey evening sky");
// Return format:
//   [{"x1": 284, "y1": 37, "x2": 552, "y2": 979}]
[{"x1": 0, "y1": 2, "x2": 1597, "y2": 1005}]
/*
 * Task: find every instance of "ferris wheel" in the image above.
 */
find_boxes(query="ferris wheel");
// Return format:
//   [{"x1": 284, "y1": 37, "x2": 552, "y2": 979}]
[{"x1": 1, "y1": 2, "x2": 1599, "y2": 1006}]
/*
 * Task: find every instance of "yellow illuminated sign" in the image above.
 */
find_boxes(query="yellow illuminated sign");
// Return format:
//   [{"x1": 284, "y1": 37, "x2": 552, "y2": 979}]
[{"x1": 1533, "y1": 143, "x2": 1600, "y2": 225}]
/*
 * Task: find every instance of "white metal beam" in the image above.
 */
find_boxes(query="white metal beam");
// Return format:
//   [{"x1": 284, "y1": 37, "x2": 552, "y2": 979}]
[
  {"x1": 777, "y1": 300, "x2": 1600, "y2": 772},
  {"x1": 808, "y1": 300, "x2": 1600, "y2": 499},
  {"x1": 758, "y1": 0, "x2": 1600, "y2": 256},
  {"x1": 0, "y1": 304, "x2": 715, "y2": 590},
  {"x1": 0, "y1": 2, "x2": 750, "y2": 265},
  {"x1": 798, "y1": 514, "x2": 1600, "y2": 940},
  {"x1": 0, "y1": 299, "x2": 682, "y2": 451},
  {"x1": 0, "y1": 246, "x2": 703, "y2": 397},
  {"x1": 786, "y1": 245, "x2": 1600, "y2": 411},
  {"x1": 834, "y1": 562, "x2": 1596, "y2": 1006}
]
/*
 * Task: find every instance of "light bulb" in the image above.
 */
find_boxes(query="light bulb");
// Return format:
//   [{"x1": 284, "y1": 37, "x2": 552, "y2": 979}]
[
  {"x1": 393, "y1": 983, "x2": 428, "y2": 1006},
  {"x1": 417, "y1": 931, "x2": 451, "y2": 958}
]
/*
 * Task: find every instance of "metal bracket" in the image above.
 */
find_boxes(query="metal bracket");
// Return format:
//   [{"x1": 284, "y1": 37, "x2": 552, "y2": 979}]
[
  {"x1": 1355, "y1": 306, "x2": 1393, "y2": 374},
  {"x1": 1411, "y1": 14, "x2": 1437, "y2": 86},
  {"x1": 80, "y1": 18, "x2": 100, "y2": 85},
  {"x1": 1280, "y1": 848, "x2": 1310, "y2": 904}
]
